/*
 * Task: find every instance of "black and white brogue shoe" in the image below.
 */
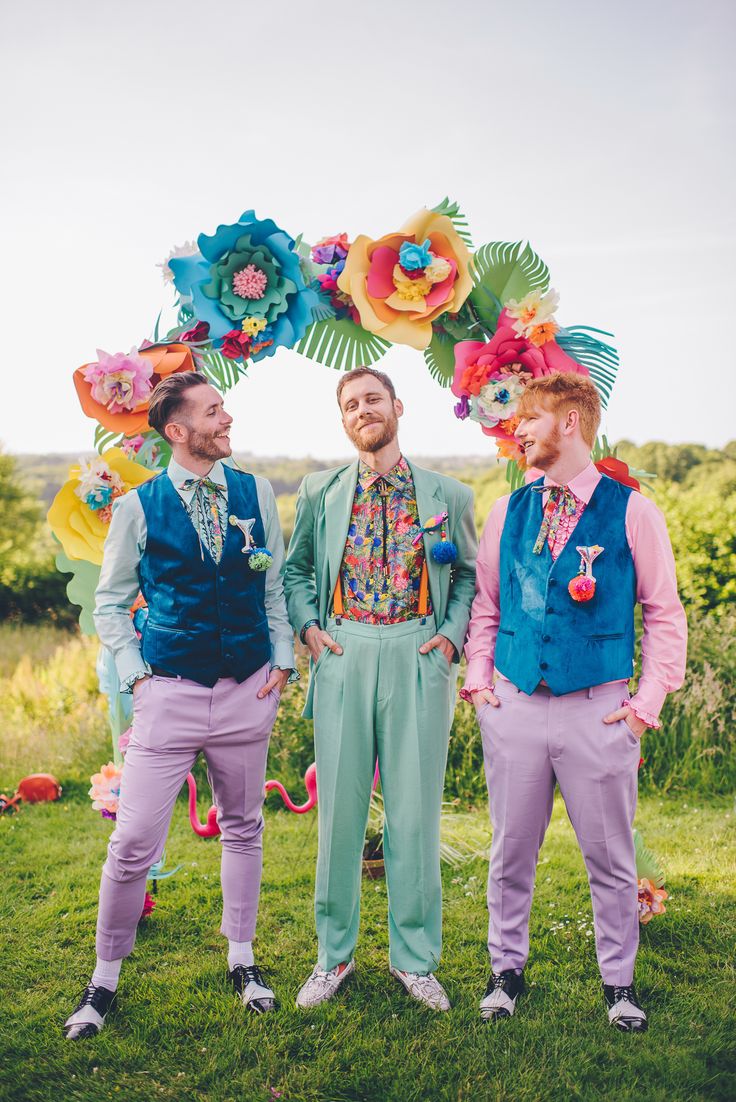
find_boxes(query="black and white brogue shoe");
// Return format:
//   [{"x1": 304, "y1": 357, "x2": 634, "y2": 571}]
[
  {"x1": 63, "y1": 984, "x2": 117, "y2": 1040},
  {"x1": 603, "y1": 983, "x2": 648, "y2": 1032},
  {"x1": 479, "y1": 969, "x2": 525, "y2": 1022},
  {"x1": 229, "y1": 964, "x2": 278, "y2": 1014}
]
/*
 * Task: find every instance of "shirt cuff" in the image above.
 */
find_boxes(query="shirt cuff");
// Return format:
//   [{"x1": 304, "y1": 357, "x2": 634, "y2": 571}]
[
  {"x1": 115, "y1": 645, "x2": 151, "y2": 691},
  {"x1": 628, "y1": 682, "x2": 668, "y2": 730},
  {"x1": 462, "y1": 656, "x2": 495, "y2": 701},
  {"x1": 626, "y1": 697, "x2": 661, "y2": 730},
  {"x1": 271, "y1": 640, "x2": 297, "y2": 674},
  {"x1": 273, "y1": 664, "x2": 301, "y2": 684}
]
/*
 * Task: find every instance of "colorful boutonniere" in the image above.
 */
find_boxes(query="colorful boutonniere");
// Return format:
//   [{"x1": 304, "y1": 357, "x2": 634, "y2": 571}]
[
  {"x1": 412, "y1": 511, "x2": 458, "y2": 565},
  {"x1": 228, "y1": 515, "x2": 273, "y2": 571},
  {"x1": 568, "y1": 545, "x2": 604, "y2": 602}
]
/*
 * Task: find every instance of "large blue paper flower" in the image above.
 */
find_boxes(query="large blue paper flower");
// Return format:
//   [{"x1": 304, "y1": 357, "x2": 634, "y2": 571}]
[{"x1": 170, "y1": 210, "x2": 319, "y2": 360}]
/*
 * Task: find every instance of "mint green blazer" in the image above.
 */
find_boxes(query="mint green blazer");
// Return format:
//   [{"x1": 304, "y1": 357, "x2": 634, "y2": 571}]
[{"x1": 284, "y1": 459, "x2": 478, "y2": 718}]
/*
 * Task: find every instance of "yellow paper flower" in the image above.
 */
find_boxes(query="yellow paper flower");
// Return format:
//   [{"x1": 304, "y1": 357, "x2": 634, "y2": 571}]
[
  {"x1": 48, "y1": 448, "x2": 154, "y2": 566},
  {"x1": 241, "y1": 315, "x2": 268, "y2": 337},
  {"x1": 337, "y1": 208, "x2": 473, "y2": 350}
]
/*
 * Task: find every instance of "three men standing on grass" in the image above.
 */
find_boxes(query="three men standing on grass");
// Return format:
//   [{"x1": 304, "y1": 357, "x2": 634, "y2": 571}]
[{"x1": 67, "y1": 364, "x2": 686, "y2": 1036}]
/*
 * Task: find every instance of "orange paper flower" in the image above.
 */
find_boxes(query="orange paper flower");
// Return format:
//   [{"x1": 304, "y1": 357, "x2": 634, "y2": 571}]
[
  {"x1": 73, "y1": 342, "x2": 196, "y2": 436},
  {"x1": 337, "y1": 208, "x2": 473, "y2": 350}
]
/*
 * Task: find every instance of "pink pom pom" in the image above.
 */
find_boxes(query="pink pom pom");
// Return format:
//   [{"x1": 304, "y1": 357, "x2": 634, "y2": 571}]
[
  {"x1": 232, "y1": 264, "x2": 268, "y2": 300},
  {"x1": 568, "y1": 575, "x2": 596, "y2": 602}
]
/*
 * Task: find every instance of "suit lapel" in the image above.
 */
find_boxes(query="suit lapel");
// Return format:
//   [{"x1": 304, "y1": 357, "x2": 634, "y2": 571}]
[
  {"x1": 324, "y1": 461, "x2": 359, "y2": 601},
  {"x1": 410, "y1": 462, "x2": 449, "y2": 620}
]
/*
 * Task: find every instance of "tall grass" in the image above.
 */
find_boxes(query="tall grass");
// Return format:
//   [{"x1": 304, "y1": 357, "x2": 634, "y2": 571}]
[
  {"x1": 2, "y1": 611, "x2": 734, "y2": 800},
  {"x1": 0, "y1": 625, "x2": 108, "y2": 790}
]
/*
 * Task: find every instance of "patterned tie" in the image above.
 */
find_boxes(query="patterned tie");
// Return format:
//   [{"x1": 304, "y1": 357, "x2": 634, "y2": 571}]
[
  {"x1": 180, "y1": 477, "x2": 227, "y2": 563},
  {"x1": 532, "y1": 484, "x2": 578, "y2": 555}
]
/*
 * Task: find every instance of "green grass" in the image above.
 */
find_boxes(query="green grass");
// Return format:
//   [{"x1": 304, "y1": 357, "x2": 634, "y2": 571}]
[{"x1": 1, "y1": 793, "x2": 734, "y2": 1102}]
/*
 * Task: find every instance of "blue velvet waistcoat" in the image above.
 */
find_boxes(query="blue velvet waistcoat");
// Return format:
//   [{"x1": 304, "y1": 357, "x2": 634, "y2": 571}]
[
  {"x1": 496, "y1": 474, "x2": 636, "y2": 695},
  {"x1": 136, "y1": 466, "x2": 270, "y2": 687}
]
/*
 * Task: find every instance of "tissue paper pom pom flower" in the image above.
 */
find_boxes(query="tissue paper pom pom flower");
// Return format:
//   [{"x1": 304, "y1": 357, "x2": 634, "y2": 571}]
[
  {"x1": 48, "y1": 447, "x2": 154, "y2": 565},
  {"x1": 169, "y1": 209, "x2": 319, "y2": 360},
  {"x1": 638, "y1": 878, "x2": 668, "y2": 924},
  {"x1": 89, "y1": 761, "x2": 123, "y2": 819},
  {"x1": 475, "y1": 376, "x2": 526, "y2": 427},
  {"x1": 311, "y1": 233, "x2": 350, "y2": 265},
  {"x1": 337, "y1": 208, "x2": 473, "y2": 350},
  {"x1": 74, "y1": 343, "x2": 196, "y2": 436},
  {"x1": 82, "y1": 349, "x2": 153, "y2": 415},
  {"x1": 505, "y1": 288, "x2": 560, "y2": 340}
]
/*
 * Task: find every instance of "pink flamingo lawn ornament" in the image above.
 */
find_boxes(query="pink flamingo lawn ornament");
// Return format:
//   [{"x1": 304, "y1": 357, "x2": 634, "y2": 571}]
[{"x1": 186, "y1": 761, "x2": 379, "y2": 837}]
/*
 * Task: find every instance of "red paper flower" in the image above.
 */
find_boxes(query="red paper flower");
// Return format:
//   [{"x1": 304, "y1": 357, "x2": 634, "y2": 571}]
[{"x1": 594, "y1": 456, "x2": 641, "y2": 491}]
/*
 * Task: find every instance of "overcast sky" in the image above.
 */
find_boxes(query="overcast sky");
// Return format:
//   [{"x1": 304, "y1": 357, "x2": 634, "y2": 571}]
[{"x1": 1, "y1": 0, "x2": 734, "y2": 459}]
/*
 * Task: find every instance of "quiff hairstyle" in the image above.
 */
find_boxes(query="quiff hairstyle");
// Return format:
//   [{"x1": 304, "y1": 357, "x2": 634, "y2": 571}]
[
  {"x1": 336, "y1": 366, "x2": 397, "y2": 409},
  {"x1": 516, "y1": 372, "x2": 601, "y2": 446},
  {"x1": 147, "y1": 371, "x2": 211, "y2": 442}
]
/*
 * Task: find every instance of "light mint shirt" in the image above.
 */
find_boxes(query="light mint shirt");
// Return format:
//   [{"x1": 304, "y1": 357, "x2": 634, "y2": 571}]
[{"x1": 94, "y1": 457, "x2": 297, "y2": 689}]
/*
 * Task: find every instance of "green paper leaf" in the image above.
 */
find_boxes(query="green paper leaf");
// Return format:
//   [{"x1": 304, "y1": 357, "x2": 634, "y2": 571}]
[
  {"x1": 556, "y1": 326, "x2": 620, "y2": 409},
  {"x1": 423, "y1": 330, "x2": 457, "y2": 388},
  {"x1": 430, "y1": 197, "x2": 474, "y2": 248},
  {"x1": 469, "y1": 241, "x2": 550, "y2": 331},
  {"x1": 199, "y1": 350, "x2": 247, "y2": 393},
  {"x1": 54, "y1": 543, "x2": 100, "y2": 635},
  {"x1": 94, "y1": 424, "x2": 123, "y2": 454},
  {"x1": 505, "y1": 461, "x2": 526, "y2": 492},
  {"x1": 634, "y1": 829, "x2": 666, "y2": 888},
  {"x1": 296, "y1": 316, "x2": 390, "y2": 372}
]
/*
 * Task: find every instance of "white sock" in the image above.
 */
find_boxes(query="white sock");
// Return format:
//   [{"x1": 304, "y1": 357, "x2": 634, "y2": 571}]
[
  {"x1": 228, "y1": 940, "x2": 254, "y2": 970},
  {"x1": 91, "y1": 956, "x2": 123, "y2": 992}
]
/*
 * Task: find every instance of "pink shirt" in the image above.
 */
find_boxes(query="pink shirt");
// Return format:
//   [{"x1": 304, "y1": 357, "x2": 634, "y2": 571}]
[{"x1": 462, "y1": 462, "x2": 687, "y2": 727}]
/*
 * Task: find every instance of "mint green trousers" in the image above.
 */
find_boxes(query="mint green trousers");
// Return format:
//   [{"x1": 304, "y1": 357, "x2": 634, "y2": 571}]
[{"x1": 312, "y1": 614, "x2": 456, "y2": 973}]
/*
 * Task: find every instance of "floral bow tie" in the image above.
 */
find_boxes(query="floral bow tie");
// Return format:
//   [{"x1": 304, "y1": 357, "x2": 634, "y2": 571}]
[{"x1": 532, "y1": 484, "x2": 578, "y2": 554}]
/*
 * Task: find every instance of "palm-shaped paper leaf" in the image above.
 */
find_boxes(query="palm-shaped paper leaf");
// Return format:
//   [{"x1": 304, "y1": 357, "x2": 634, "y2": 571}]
[
  {"x1": 430, "y1": 197, "x2": 474, "y2": 248},
  {"x1": 556, "y1": 325, "x2": 619, "y2": 408},
  {"x1": 469, "y1": 241, "x2": 550, "y2": 332},
  {"x1": 296, "y1": 315, "x2": 390, "y2": 372},
  {"x1": 633, "y1": 828, "x2": 666, "y2": 888},
  {"x1": 423, "y1": 330, "x2": 457, "y2": 387}
]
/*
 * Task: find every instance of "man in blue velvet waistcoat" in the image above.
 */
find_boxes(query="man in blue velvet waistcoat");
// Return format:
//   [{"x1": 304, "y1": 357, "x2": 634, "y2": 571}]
[{"x1": 64, "y1": 372, "x2": 296, "y2": 1039}]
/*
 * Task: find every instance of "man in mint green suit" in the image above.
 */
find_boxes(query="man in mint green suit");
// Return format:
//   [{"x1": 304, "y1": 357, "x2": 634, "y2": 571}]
[{"x1": 284, "y1": 367, "x2": 476, "y2": 1011}]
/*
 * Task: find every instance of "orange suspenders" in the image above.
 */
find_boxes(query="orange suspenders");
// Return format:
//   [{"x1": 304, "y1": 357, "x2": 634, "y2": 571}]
[{"x1": 332, "y1": 560, "x2": 430, "y2": 619}]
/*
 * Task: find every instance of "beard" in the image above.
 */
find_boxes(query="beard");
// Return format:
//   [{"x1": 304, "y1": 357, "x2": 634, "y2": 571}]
[
  {"x1": 185, "y1": 427, "x2": 232, "y2": 461},
  {"x1": 527, "y1": 422, "x2": 562, "y2": 469},
  {"x1": 344, "y1": 412, "x2": 399, "y2": 453}
]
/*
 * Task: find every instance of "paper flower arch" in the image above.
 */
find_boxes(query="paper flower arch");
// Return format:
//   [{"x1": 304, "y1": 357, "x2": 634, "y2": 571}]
[{"x1": 51, "y1": 197, "x2": 635, "y2": 594}]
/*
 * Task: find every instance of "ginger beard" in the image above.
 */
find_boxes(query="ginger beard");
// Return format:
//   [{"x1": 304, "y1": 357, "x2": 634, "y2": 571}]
[
  {"x1": 521, "y1": 417, "x2": 563, "y2": 470},
  {"x1": 344, "y1": 409, "x2": 399, "y2": 454}
]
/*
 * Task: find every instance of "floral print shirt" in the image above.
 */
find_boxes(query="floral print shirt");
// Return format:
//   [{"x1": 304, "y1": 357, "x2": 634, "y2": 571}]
[{"x1": 340, "y1": 457, "x2": 431, "y2": 623}]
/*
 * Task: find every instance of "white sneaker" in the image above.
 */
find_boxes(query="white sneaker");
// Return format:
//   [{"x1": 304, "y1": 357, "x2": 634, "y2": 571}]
[
  {"x1": 295, "y1": 960, "x2": 355, "y2": 1008},
  {"x1": 389, "y1": 966, "x2": 450, "y2": 1011}
]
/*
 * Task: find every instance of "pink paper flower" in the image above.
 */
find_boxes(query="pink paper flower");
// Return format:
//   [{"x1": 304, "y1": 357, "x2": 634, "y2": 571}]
[
  {"x1": 638, "y1": 878, "x2": 668, "y2": 924},
  {"x1": 89, "y1": 761, "x2": 123, "y2": 818},
  {"x1": 82, "y1": 349, "x2": 154, "y2": 414}
]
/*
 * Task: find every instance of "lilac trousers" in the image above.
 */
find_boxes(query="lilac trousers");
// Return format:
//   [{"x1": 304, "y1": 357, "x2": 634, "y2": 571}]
[
  {"x1": 96, "y1": 663, "x2": 279, "y2": 960},
  {"x1": 479, "y1": 679, "x2": 640, "y2": 986}
]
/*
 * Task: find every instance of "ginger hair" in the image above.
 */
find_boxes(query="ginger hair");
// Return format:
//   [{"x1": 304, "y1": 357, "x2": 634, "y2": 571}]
[{"x1": 516, "y1": 373, "x2": 601, "y2": 446}]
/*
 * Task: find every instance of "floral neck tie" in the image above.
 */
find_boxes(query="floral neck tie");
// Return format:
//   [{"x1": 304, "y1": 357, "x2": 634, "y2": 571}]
[
  {"x1": 532, "y1": 484, "x2": 578, "y2": 555},
  {"x1": 180, "y1": 477, "x2": 227, "y2": 563}
]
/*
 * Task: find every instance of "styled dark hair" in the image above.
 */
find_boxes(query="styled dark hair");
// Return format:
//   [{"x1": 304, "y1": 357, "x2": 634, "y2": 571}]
[
  {"x1": 147, "y1": 371, "x2": 210, "y2": 442},
  {"x1": 336, "y1": 366, "x2": 397, "y2": 408}
]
